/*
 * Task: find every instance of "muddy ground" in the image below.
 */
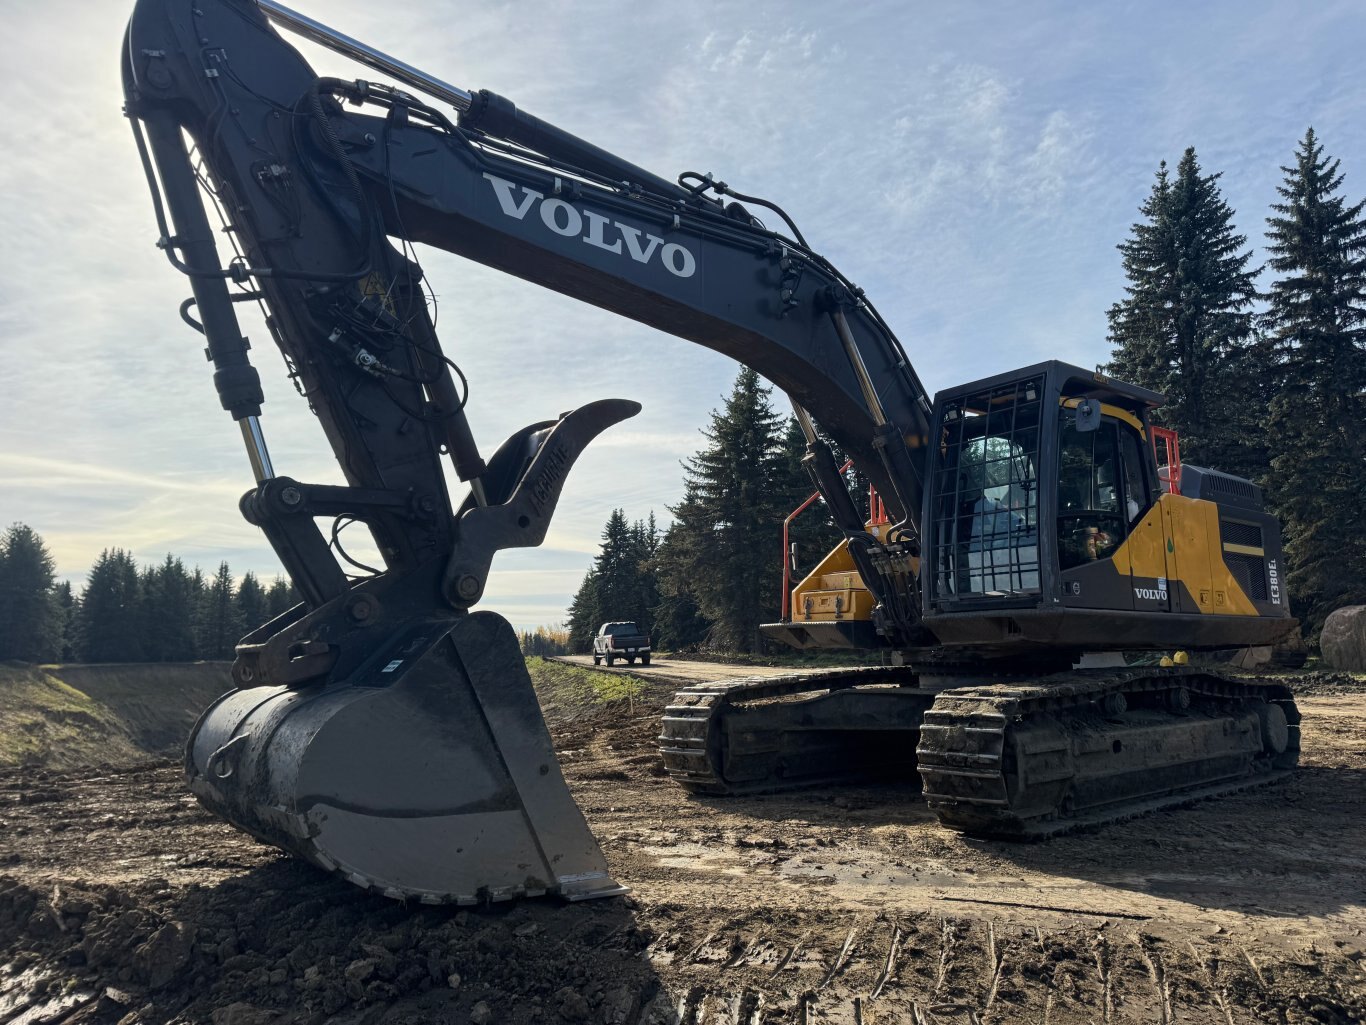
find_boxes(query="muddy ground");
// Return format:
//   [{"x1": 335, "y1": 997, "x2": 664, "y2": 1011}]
[{"x1": 1, "y1": 660, "x2": 1363, "y2": 1025}]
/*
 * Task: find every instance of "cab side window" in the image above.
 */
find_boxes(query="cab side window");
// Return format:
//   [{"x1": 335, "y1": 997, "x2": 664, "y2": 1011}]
[
  {"x1": 1118, "y1": 427, "x2": 1151, "y2": 525},
  {"x1": 1057, "y1": 413, "x2": 1125, "y2": 570}
]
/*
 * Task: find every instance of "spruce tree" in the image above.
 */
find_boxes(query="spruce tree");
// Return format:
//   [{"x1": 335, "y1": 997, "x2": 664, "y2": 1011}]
[
  {"x1": 661, "y1": 368, "x2": 795, "y2": 652},
  {"x1": 55, "y1": 581, "x2": 77, "y2": 662},
  {"x1": 143, "y1": 555, "x2": 199, "y2": 661},
  {"x1": 593, "y1": 510, "x2": 642, "y2": 622},
  {"x1": 200, "y1": 562, "x2": 243, "y2": 659},
  {"x1": 136, "y1": 563, "x2": 159, "y2": 660},
  {"x1": 78, "y1": 549, "x2": 144, "y2": 662},
  {"x1": 265, "y1": 577, "x2": 296, "y2": 620},
  {"x1": 565, "y1": 568, "x2": 601, "y2": 653},
  {"x1": 652, "y1": 505, "x2": 710, "y2": 651},
  {"x1": 1262, "y1": 128, "x2": 1366, "y2": 634},
  {"x1": 236, "y1": 570, "x2": 269, "y2": 634},
  {"x1": 633, "y1": 514, "x2": 661, "y2": 642},
  {"x1": 0, "y1": 524, "x2": 62, "y2": 662},
  {"x1": 1107, "y1": 148, "x2": 1263, "y2": 479}
]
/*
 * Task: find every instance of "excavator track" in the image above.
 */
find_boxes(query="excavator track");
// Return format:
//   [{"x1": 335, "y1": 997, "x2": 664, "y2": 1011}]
[
  {"x1": 659, "y1": 666, "x2": 931, "y2": 795},
  {"x1": 917, "y1": 667, "x2": 1300, "y2": 838},
  {"x1": 660, "y1": 665, "x2": 1300, "y2": 838}
]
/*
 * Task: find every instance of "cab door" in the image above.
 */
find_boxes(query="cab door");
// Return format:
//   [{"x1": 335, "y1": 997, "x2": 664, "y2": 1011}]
[
  {"x1": 1056, "y1": 410, "x2": 1167, "y2": 611},
  {"x1": 1116, "y1": 424, "x2": 1173, "y2": 613},
  {"x1": 1056, "y1": 412, "x2": 1131, "y2": 609}
]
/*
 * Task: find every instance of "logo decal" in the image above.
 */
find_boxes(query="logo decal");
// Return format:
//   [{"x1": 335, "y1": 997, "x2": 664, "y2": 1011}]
[
  {"x1": 1134, "y1": 576, "x2": 1169, "y2": 602},
  {"x1": 483, "y1": 173, "x2": 697, "y2": 278}
]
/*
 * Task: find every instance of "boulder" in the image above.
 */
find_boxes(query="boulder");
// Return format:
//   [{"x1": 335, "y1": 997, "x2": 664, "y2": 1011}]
[{"x1": 1321, "y1": 606, "x2": 1366, "y2": 671}]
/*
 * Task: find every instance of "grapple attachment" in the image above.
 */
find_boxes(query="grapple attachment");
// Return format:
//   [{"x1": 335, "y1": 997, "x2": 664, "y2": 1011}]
[{"x1": 188, "y1": 610, "x2": 624, "y2": 903}]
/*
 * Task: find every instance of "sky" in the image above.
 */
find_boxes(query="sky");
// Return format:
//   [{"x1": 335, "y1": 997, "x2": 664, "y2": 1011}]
[{"x1": 3, "y1": 0, "x2": 1365, "y2": 631}]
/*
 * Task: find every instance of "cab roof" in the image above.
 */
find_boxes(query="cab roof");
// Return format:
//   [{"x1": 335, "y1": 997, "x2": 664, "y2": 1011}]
[{"x1": 936, "y1": 360, "x2": 1165, "y2": 414}]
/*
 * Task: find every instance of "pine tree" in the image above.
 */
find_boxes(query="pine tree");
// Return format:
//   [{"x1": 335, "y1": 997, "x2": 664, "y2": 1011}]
[
  {"x1": 633, "y1": 514, "x2": 661, "y2": 642},
  {"x1": 186, "y1": 566, "x2": 206, "y2": 654},
  {"x1": 652, "y1": 507, "x2": 710, "y2": 651},
  {"x1": 660, "y1": 369, "x2": 797, "y2": 652},
  {"x1": 78, "y1": 549, "x2": 144, "y2": 662},
  {"x1": 136, "y1": 563, "x2": 159, "y2": 660},
  {"x1": 0, "y1": 524, "x2": 62, "y2": 662},
  {"x1": 593, "y1": 510, "x2": 643, "y2": 623},
  {"x1": 55, "y1": 581, "x2": 77, "y2": 662},
  {"x1": 200, "y1": 562, "x2": 243, "y2": 659},
  {"x1": 236, "y1": 570, "x2": 269, "y2": 634},
  {"x1": 565, "y1": 568, "x2": 601, "y2": 653},
  {"x1": 1262, "y1": 128, "x2": 1366, "y2": 635},
  {"x1": 265, "y1": 577, "x2": 296, "y2": 621},
  {"x1": 1107, "y1": 148, "x2": 1264, "y2": 479},
  {"x1": 142, "y1": 555, "x2": 199, "y2": 661}
]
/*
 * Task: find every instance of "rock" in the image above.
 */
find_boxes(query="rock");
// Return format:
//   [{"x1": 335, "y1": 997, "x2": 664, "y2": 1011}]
[
  {"x1": 104, "y1": 986, "x2": 137, "y2": 1006},
  {"x1": 1321, "y1": 606, "x2": 1366, "y2": 671},
  {"x1": 601, "y1": 986, "x2": 638, "y2": 1024},
  {"x1": 446, "y1": 972, "x2": 462, "y2": 990},
  {"x1": 211, "y1": 1002, "x2": 278, "y2": 1025},
  {"x1": 134, "y1": 921, "x2": 195, "y2": 989},
  {"x1": 470, "y1": 1000, "x2": 494, "y2": 1024},
  {"x1": 637, "y1": 991, "x2": 676, "y2": 1025},
  {"x1": 344, "y1": 959, "x2": 377, "y2": 983},
  {"x1": 555, "y1": 987, "x2": 590, "y2": 1022}
]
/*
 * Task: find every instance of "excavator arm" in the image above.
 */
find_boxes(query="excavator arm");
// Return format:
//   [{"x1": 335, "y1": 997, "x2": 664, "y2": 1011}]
[
  {"x1": 123, "y1": 0, "x2": 933, "y2": 638},
  {"x1": 120, "y1": 0, "x2": 933, "y2": 903}
]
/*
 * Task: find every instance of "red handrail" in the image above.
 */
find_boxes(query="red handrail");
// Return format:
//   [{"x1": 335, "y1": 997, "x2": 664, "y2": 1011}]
[
  {"x1": 781, "y1": 459, "x2": 854, "y2": 619},
  {"x1": 1152, "y1": 426, "x2": 1182, "y2": 495}
]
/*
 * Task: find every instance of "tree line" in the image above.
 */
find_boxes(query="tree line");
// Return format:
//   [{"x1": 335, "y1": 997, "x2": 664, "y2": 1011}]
[
  {"x1": 0, "y1": 524, "x2": 296, "y2": 664},
  {"x1": 565, "y1": 368, "x2": 843, "y2": 654},
  {"x1": 1108, "y1": 129, "x2": 1366, "y2": 637}
]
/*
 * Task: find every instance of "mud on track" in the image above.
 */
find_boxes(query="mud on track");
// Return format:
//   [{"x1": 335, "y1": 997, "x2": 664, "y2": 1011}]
[{"x1": 1, "y1": 662, "x2": 1364, "y2": 1024}]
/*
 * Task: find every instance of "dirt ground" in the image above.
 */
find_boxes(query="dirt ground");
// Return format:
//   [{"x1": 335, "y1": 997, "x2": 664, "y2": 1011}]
[{"x1": 1, "y1": 659, "x2": 1363, "y2": 1025}]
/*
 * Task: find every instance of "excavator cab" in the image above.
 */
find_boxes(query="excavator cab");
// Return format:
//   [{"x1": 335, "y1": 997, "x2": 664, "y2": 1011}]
[{"x1": 780, "y1": 361, "x2": 1294, "y2": 658}]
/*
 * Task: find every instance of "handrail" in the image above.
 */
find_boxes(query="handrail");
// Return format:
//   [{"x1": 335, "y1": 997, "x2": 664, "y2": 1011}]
[{"x1": 781, "y1": 459, "x2": 853, "y2": 619}]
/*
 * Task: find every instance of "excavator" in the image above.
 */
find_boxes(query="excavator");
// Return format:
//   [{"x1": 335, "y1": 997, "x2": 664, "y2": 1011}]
[{"x1": 122, "y1": 0, "x2": 1301, "y2": 905}]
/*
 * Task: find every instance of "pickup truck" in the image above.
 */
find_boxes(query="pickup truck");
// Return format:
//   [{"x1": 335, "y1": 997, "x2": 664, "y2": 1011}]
[{"x1": 592, "y1": 622, "x2": 651, "y2": 667}]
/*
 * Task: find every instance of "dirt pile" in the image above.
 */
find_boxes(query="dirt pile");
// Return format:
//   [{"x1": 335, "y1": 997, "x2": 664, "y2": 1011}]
[{"x1": 0, "y1": 663, "x2": 230, "y2": 772}]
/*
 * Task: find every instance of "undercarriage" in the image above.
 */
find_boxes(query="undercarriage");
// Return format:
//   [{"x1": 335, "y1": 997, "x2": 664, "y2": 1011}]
[{"x1": 660, "y1": 664, "x2": 1300, "y2": 837}]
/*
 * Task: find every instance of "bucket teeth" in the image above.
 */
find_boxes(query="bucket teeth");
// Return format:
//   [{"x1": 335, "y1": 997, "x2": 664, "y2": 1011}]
[{"x1": 187, "y1": 610, "x2": 625, "y2": 904}]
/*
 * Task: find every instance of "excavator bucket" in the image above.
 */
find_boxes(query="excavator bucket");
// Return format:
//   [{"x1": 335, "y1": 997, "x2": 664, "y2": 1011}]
[{"x1": 186, "y1": 610, "x2": 625, "y2": 904}]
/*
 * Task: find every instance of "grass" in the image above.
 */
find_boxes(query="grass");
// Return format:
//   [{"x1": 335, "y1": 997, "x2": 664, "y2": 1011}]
[
  {"x1": 0, "y1": 663, "x2": 141, "y2": 770},
  {"x1": 662, "y1": 649, "x2": 885, "y2": 669},
  {"x1": 524, "y1": 656, "x2": 653, "y2": 717},
  {"x1": 525, "y1": 655, "x2": 644, "y2": 702}
]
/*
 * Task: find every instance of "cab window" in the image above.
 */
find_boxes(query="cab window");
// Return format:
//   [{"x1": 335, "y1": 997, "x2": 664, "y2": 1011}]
[{"x1": 1057, "y1": 413, "x2": 1125, "y2": 570}]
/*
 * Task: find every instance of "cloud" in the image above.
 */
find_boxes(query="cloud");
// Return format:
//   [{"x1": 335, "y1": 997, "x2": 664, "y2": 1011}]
[{"x1": 6, "y1": 0, "x2": 1366, "y2": 631}]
